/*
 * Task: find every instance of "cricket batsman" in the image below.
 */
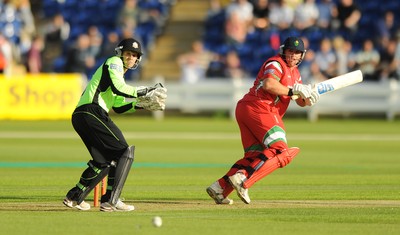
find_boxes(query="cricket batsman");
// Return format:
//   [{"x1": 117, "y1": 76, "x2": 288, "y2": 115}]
[
  {"x1": 63, "y1": 38, "x2": 167, "y2": 211},
  {"x1": 207, "y1": 36, "x2": 320, "y2": 204}
]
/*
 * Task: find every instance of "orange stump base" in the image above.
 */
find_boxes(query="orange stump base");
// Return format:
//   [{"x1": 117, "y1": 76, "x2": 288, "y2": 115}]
[{"x1": 93, "y1": 177, "x2": 107, "y2": 207}]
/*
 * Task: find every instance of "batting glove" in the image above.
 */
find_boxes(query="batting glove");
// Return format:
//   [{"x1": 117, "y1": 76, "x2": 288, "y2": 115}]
[
  {"x1": 308, "y1": 90, "x2": 320, "y2": 106},
  {"x1": 292, "y1": 83, "x2": 312, "y2": 99}
]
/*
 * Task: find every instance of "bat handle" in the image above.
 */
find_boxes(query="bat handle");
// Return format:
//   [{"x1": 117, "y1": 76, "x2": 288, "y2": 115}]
[{"x1": 291, "y1": 86, "x2": 317, "y2": 100}]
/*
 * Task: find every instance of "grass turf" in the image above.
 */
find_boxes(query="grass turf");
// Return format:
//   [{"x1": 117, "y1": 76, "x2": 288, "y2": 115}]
[{"x1": 0, "y1": 116, "x2": 399, "y2": 235}]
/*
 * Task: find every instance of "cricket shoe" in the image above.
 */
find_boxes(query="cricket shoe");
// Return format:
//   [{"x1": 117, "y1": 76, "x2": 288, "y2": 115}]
[
  {"x1": 228, "y1": 172, "x2": 251, "y2": 204},
  {"x1": 63, "y1": 197, "x2": 91, "y2": 211},
  {"x1": 100, "y1": 199, "x2": 135, "y2": 212},
  {"x1": 206, "y1": 181, "x2": 233, "y2": 205}
]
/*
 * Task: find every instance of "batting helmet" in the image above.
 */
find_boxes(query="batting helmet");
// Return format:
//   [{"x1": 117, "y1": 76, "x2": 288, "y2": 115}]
[{"x1": 279, "y1": 36, "x2": 306, "y2": 65}]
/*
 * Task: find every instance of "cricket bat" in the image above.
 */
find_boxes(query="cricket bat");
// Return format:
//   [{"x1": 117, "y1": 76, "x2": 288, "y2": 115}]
[{"x1": 291, "y1": 70, "x2": 363, "y2": 100}]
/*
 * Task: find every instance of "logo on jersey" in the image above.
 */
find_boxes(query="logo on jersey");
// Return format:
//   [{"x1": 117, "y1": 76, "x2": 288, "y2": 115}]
[
  {"x1": 263, "y1": 68, "x2": 275, "y2": 75},
  {"x1": 110, "y1": 63, "x2": 123, "y2": 73}
]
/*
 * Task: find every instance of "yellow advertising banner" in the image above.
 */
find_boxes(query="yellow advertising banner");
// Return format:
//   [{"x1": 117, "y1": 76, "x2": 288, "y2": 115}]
[{"x1": 0, "y1": 74, "x2": 85, "y2": 120}]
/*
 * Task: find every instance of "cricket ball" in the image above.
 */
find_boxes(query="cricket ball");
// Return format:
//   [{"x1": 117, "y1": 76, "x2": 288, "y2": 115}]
[{"x1": 152, "y1": 216, "x2": 162, "y2": 227}]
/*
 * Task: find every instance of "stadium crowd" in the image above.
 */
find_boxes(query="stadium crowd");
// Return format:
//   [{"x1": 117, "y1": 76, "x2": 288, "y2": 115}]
[
  {"x1": 0, "y1": 0, "x2": 399, "y2": 84},
  {"x1": 0, "y1": 0, "x2": 174, "y2": 79},
  {"x1": 200, "y1": 0, "x2": 400, "y2": 84}
]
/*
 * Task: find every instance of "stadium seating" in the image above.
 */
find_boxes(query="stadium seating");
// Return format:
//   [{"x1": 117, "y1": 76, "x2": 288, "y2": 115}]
[
  {"x1": 38, "y1": 0, "x2": 173, "y2": 76},
  {"x1": 2, "y1": 0, "x2": 399, "y2": 78},
  {"x1": 202, "y1": 0, "x2": 400, "y2": 77}
]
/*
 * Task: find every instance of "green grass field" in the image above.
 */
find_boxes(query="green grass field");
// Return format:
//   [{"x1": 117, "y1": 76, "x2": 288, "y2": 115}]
[{"x1": 0, "y1": 116, "x2": 399, "y2": 235}]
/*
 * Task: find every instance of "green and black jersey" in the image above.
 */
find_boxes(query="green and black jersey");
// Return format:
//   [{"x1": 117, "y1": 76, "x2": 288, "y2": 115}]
[{"x1": 77, "y1": 56, "x2": 140, "y2": 114}]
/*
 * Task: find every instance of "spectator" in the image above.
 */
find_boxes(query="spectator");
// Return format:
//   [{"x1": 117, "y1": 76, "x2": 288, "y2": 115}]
[
  {"x1": 207, "y1": 0, "x2": 224, "y2": 18},
  {"x1": 117, "y1": 0, "x2": 140, "y2": 48},
  {"x1": 223, "y1": 50, "x2": 249, "y2": 80},
  {"x1": 285, "y1": 0, "x2": 302, "y2": 10},
  {"x1": 395, "y1": 35, "x2": 400, "y2": 81},
  {"x1": 334, "y1": 0, "x2": 361, "y2": 39},
  {"x1": 313, "y1": 37, "x2": 337, "y2": 80},
  {"x1": 0, "y1": 0, "x2": 34, "y2": 71},
  {"x1": 374, "y1": 11, "x2": 398, "y2": 51},
  {"x1": 17, "y1": 0, "x2": 36, "y2": 38},
  {"x1": 205, "y1": 54, "x2": 226, "y2": 78},
  {"x1": 0, "y1": 1, "x2": 20, "y2": 46},
  {"x1": 269, "y1": 0, "x2": 294, "y2": 31},
  {"x1": 117, "y1": 0, "x2": 139, "y2": 31},
  {"x1": 120, "y1": 20, "x2": 136, "y2": 39},
  {"x1": 225, "y1": 0, "x2": 254, "y2": 24},
  {"x1": 0, "y1": 53, "x2": 5, "y2": 74},
  {"x1": 64, "y1": 34, "x2": 96, "y2": 77},
  {"x1": 177, "y1": 40, "x2": 215, "y2": 84},
  {"x1": 297, "y1": 37, "x2": 316, "y2": 84},
  {"x1": 16, "y1": 0, "x2": 36, "y2": 62},
  {"x1": 316, "y1": 0, "x2": 337, "y2": 31},
  {"x1": 345, "y1": 39, "x2": 357, "y2": 72},
  {"x1": 203, "y1": 0, "x2": 227, "y2": 53},
  {"x1": 377, "y1": 39, "x2": 398, "y2": 81},
  {"x1": 354, "y1": 39, "x2": 380, "y2": 81},
  {"x1": 41, "y1": 13, "x2": 70, "y2": 72},
  {"x1": 224, "y1": 11, "x2": 249, "y2": 46},
  {"x1": 42, "y1": 14, "x2": 70, "y2": 46},
  {"x1": 100, "y1": 31, "x2": 121, "y2": 59},
  {"x1": 251, "y1": 0, "x2": 270, "y2": 30},
  {"x1": 137, "y1": 0, "x2": 168, "y2": 40},
  {"x1": 0, "y1": 34, "x2": 12, "y2": 75},
  {"x1": 293, "y1": 0, "x2": 319, "y2": 32},
  {"x1": 25, "y1": 35, "x2": 44, "y2": 74},
  {"x1": 224, "y1": 0, "x2": 253, "y2": 47},
  {"x1": 206, "y1": 50, "x2": 249, "y2": 80},
  {"x1": 18, "y1": 30, "x2": 33, "y2": 65},
  {"x1": 332, "y1": 35, "x2": 353, "y2": 75},
  {"x1": 87, "y1": 25, "x2": 103, "y2": 59}
]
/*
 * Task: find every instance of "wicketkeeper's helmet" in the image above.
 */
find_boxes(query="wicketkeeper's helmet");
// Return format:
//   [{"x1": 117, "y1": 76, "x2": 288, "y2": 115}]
[{"x1": 115, "y1": 38, "x2": 143, "y2": 69}]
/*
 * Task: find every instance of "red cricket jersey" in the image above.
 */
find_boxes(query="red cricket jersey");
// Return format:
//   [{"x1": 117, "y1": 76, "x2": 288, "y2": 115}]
[{"x1": 239, "y1": 55, "x2": 302, "y2": 117}]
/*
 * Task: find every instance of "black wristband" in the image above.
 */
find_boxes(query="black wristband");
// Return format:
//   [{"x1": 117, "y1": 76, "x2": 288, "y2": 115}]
[{"x1": 287, "y1": 88, "x2": 293, "y2": 96}]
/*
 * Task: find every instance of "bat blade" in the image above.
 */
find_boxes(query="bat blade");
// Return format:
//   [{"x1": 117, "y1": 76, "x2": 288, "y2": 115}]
[
  {"x1": 291, "y1": 70, "x2": 363, "y2": 100},
  {"x1": 315, "y1": 70, "x2": 363, "y2": 95}
]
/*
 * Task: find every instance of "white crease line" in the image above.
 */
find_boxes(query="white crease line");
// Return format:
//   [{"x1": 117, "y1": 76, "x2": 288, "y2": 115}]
[{"x1": 0, "y1": 132, "x2": 400, "y2": 141}]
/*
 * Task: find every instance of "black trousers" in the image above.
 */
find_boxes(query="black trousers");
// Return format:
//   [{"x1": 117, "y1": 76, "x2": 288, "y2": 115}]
[{"x1": 72, "y1": 104, "x2": 128, "y2": 165}]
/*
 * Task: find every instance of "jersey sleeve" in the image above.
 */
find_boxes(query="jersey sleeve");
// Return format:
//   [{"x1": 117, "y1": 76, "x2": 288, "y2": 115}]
[
  {"x1": 112, "y1": 96, "x2": 138, "y2": 113},
  {"x1": 106, "y1": 57, "x2": 141, "y2": 98},
  {"x1": 260, "y1": 60, "x2": 284, "y2": 82}
]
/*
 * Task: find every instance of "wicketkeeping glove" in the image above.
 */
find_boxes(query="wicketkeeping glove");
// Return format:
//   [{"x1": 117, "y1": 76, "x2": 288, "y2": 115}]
[
  {"x1": 136, "y1": 99, "x2": 166, "y2": 111},
  {"x1": 292, "y1": 83, "x2": 312, "y2": 99},
  {"x1": 136, "y1": 83, "x2": 167, "y2": 111}
]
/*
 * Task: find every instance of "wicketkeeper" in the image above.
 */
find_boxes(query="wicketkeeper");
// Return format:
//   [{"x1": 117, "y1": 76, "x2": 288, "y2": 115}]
[
  {"x1": 207, "y1": 36, "x2": 320, "y2": 204},
  {"x1": 63, "y1": 38, "x2": 167, "y2": 212}
]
